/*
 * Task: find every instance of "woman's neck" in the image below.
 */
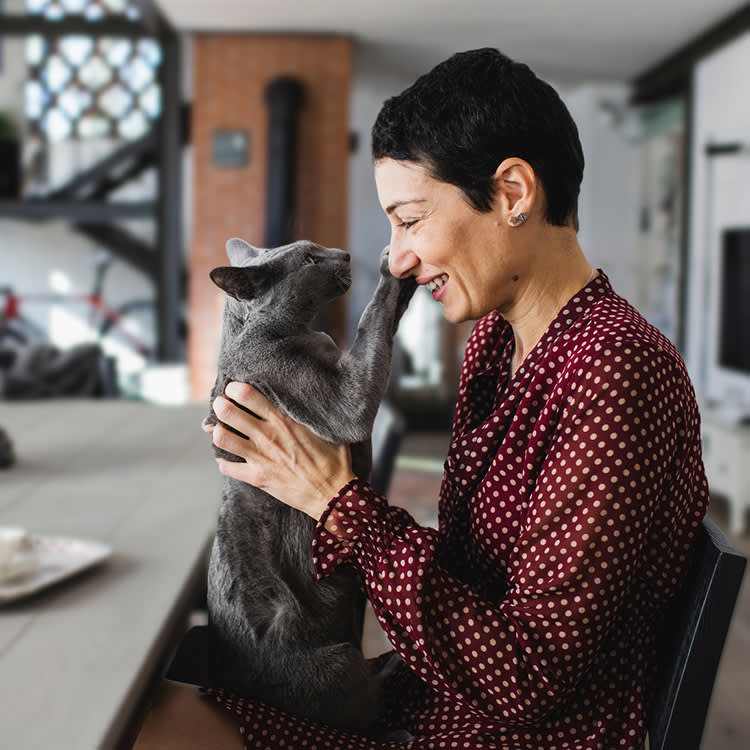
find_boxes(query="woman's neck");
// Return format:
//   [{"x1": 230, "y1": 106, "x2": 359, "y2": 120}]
[{"x1": 505, "y1": 232, "x2": 594, "y2": 375}]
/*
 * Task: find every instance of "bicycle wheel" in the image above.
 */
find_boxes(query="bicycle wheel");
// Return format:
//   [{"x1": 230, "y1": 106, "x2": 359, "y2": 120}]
[
  {"x1": 97, "y1": 299, "x2": 158, "y2": 375},
  {"x1": 99, "y1": 298, "x2": 188, "y2": 357},
  {"x1": 0, "y1": 313, "x2": 49, "y2": 347}
]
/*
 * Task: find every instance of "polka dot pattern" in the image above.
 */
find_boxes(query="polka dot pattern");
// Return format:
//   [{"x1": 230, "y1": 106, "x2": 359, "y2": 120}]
[{"x1": 212, "y1": 272, "x2": 709, "y2": 750}]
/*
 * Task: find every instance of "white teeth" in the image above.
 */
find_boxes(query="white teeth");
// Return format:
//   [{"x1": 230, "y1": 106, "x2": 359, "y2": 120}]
[{"x1": 426, "y1": 274, "x2": 448, "y2": 292}]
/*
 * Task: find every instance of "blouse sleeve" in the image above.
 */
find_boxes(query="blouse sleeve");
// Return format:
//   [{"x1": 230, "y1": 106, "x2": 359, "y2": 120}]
[{"x1": 311, "y1": 341, "x2": 696, "y2": 725}]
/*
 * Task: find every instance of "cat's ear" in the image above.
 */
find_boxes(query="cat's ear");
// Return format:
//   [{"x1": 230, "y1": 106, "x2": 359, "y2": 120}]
[
  {"x1": 210, "y1": 266, "x2": 270, "y2": 300},
  {"x1": 226, "y1": 237, "x2": 260, "y2": 266}
]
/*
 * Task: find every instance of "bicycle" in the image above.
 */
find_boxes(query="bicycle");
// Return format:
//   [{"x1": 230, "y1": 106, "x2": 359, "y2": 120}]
[{"x1": 0, "y1": 251, "x2": 166, "y2": 392}]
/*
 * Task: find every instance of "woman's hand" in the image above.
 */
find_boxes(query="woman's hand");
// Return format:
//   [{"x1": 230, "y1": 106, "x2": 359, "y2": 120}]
[{"x1": 205, "y1": 382, "x2": 355, "y2": 520}]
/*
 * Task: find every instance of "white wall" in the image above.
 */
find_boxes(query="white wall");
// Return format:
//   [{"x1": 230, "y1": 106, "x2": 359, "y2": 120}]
[
  {"x1": 683, "y1": 31, "x2": 750, "y2": 400},
  {"x1": 564, "y1": 83, "x2": 640, "y2": 303}
]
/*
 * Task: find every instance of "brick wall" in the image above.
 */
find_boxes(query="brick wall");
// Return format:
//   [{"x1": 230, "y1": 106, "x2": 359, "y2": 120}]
[{"x1": 188, "y1": 35, "x2": 353, "y2": 401}]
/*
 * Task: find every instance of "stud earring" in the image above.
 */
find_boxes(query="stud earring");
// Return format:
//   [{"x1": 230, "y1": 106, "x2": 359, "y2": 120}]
[{"x1": 509, "y1": 211, "x2": 528, "y2": 226}]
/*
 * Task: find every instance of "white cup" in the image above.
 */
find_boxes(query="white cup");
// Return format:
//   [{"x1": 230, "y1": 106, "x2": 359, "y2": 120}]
[
  {"x1": 0, "y1": 527, "x2": 37, "y2": 581},
  {"x1": 0, "y1": 527, "x2": 27, "y2": 566}
]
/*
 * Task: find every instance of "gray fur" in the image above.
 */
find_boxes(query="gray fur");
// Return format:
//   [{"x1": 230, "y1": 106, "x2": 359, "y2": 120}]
[{"x1": 205, "y1": 238, "x2": 415, "y2": 730}]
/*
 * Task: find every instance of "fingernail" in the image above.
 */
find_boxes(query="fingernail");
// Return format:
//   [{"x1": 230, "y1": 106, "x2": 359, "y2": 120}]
[{"x1": 225, "y1": 382, "x2": 239, "y2": 398}]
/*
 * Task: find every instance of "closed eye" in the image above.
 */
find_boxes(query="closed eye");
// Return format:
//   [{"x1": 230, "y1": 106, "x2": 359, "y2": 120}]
[
  {"x1": 303, "y1": 254, "x2": 318, "y2": 265},
  {"x1": 399, "y1": 220, "x2": 418, "y2": 230}
]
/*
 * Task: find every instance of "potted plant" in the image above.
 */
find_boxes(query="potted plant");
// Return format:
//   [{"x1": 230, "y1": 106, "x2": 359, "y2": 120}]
[{"x1": 0, "y1": 109, "x2": 21, "y2": 198}]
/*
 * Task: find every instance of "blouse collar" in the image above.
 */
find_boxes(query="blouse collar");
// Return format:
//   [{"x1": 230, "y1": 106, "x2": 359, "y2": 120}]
[{"x1": 472, "y1": 270, "x2": 613, "y2": 380}]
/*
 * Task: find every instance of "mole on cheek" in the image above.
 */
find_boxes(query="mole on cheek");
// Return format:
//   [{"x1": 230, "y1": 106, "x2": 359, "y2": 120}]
[{"x1": 512, "y1": 275, "x2": 519, "y2": 282}]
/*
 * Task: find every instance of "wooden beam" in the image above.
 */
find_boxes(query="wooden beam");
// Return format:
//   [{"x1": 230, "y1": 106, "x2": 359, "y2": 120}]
[
  {"x1": 48, "y1": 132, "x2": 156, "y2": 200},
  {"x1": 130, "y1": 0, "x2": 168, "y2": 37},
  {"x1": 0, "y1": 199, "x2": 156, "y2": 220},
  {"x1": 155, "y1": 28, "x2": 183, "y2": 362},
  {"x1": 0, "y1": 14, "x2": 156, "y2": 38},
  {"x1": 74, "y1": 223, "x2": 158, "y2": 279}
]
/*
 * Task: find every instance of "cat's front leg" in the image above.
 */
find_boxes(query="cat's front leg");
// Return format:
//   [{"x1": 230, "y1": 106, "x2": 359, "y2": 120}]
[
  {"x1": 350, "y1": 246, "x2": 416, "y2": 358},
  {"x1": 281, "y1": 247, "x2": 415, "y2": 445},
  {"x1": 337, "y1": 246, "x2": 417, "y2": 430},
  {"x1": 378, "y1": 245, "x2": 417, "y2": 335}
]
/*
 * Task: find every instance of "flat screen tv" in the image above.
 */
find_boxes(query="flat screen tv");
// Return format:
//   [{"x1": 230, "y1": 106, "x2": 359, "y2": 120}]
[
  {"x1": 707, "y1": 227, "x2": 750, "y2": 413},
  {"x1": 719, "y1": 229, "x2": 750, "y2": 373}
]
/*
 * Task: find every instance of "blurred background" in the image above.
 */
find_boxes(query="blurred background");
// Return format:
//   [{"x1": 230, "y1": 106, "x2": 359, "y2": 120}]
[
  {"x1": 0, "y1": 0, "x2": 747, "y2": 422},
  {"x1": 2, "y1": 2, "x2": 750, "y2": 746}
]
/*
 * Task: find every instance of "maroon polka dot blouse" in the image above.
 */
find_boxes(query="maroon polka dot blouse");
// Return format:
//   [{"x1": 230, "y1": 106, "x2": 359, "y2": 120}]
[{"x1": 212, "y1": 272, "x2": 709, "y2": 749}]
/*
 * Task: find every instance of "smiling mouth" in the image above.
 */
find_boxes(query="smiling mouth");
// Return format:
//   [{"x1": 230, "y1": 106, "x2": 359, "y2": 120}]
[{"x1": 425, "y1": 274, "x2": 448, "y2": 293}]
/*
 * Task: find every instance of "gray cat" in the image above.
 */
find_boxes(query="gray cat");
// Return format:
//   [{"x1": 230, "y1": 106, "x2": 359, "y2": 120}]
[{"x1": 203, "y1": 237, "x2": 415, "y2": 731}]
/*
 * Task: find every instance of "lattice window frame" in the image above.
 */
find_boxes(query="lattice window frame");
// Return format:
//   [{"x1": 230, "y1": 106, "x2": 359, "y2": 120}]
[{"x1": 24, "y1": 0, "x2": 162, "y2": 141}]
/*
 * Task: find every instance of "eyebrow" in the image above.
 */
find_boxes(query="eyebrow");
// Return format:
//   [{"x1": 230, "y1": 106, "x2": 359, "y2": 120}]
[{"x1": 385, "y1": 199, "x2": 427, "y2": 215}]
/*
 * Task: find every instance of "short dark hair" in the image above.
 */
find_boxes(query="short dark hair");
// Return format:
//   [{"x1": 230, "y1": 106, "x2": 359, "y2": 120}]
[{"x1": 371, "y1": 48, "x2": 584, "y2": 228}]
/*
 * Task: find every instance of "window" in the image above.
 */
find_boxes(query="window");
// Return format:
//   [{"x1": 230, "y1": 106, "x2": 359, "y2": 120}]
[{"x1": 24, "y1": 0, "x2": 162, "y2": 141}]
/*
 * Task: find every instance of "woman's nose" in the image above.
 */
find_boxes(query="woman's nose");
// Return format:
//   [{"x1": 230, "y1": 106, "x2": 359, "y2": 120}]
[{"x1": 388, "y1": 237, "x2": 419, "y2": 279}]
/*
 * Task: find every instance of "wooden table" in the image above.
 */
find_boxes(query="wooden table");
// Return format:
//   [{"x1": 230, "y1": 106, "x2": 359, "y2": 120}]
[{"x1": 0, "y1": 399, "x2": 221, "y2": 748}]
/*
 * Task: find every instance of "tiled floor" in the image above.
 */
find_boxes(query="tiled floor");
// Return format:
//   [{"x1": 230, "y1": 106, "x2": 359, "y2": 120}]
[{"x1": 364, "y1": 430, "x2": 750, "y2": 750}]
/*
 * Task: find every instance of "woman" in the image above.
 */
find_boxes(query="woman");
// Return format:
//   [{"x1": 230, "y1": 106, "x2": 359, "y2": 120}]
[{"x1": 207, "y1": 48, "x2": 709, "y2": 749}]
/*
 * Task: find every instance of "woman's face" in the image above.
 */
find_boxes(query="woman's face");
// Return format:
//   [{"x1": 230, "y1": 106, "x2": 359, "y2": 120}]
[{"x1": 374, "y1": 158, "x2": 521, "y2": 323}]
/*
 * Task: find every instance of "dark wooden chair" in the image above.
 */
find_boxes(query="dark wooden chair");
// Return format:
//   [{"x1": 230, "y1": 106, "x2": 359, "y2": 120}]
[
  {"x1": 648, "y1": 517, "x2": 747, "y2": 750},
  {"x1": 370, "y1": 401, "x2": 406, "y2": 495}
]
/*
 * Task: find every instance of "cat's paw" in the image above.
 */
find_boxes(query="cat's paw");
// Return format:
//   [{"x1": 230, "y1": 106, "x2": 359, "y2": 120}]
[
  {"x1": 379, "y1": 245, "x2": 417, "y2": 327},
  {"x1": 379, "y1": 245, "x2": 394, "y2": 277}
]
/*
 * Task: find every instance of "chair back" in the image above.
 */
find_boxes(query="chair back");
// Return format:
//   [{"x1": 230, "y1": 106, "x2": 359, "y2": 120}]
[
  {"x1": 370, "y1": 401, "x2": 406, "y2": 495},
  {"x1": 648, "y1": 517, "x2": 746, "y2": 750}
]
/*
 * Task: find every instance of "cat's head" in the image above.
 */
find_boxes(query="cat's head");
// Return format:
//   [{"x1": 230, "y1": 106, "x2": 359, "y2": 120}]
[{"x1": 210, "y1": 238, "x2": 352, "y2": 325}]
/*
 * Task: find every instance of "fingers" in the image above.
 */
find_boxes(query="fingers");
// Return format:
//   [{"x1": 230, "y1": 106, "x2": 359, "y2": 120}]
[
  {"x1": 216, "y1": 455, "x2": 267, "y2": 488},
  {"x1": 204, "y1": 380, "x2": 356, "y2": 519},
  {"x1": 225, "y1": 382, "x2": 270, "y2": 419},
  {"x1": 211, "y1": 383, "x2": 280, "y2": 466},
  {"x1": 212, "y1": 422, "x2": 252, "y2": 460},
  {"x1": 212, "y1": 385, "x2": 265, "y2": 436}
]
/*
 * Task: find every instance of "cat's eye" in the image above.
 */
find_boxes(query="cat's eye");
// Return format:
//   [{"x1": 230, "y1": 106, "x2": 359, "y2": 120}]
[{"x1": 304, "y1": 254, "x2": 318, "y2": 266}]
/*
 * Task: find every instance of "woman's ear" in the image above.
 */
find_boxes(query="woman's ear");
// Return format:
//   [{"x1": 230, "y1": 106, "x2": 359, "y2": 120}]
[{"x1": 493, "y1": 158, "x2": 537, "y2": 226}]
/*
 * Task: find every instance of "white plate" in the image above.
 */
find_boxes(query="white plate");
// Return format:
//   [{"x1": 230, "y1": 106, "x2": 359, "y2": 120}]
[{"x1": 0, "y1": 535, "x2": 112, "y2": 604}]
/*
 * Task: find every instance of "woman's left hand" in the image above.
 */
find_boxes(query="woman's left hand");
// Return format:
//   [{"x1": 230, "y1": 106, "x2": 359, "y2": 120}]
[{"x1": 205, "y1": 382, "x2": 355, "y2": 520}]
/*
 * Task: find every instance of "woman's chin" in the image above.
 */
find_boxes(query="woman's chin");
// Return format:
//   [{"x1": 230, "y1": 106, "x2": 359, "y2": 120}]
[{"x1": 442, "y1": 305, "x2": 468, "y2": 324}]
